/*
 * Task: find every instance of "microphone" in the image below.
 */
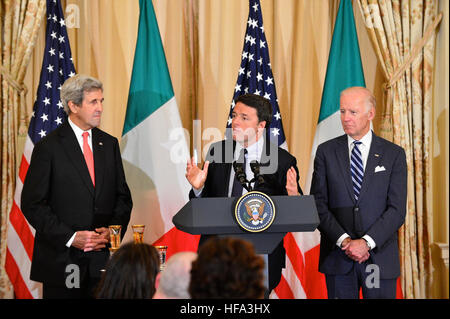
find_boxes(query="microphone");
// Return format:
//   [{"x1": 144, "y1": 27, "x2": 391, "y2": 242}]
[
  {"x1": 233, "y1": 161, "x2": 249, "y2": 190},
  {"x1": 250, "y1": 160, "x2": 265, "y2": 185}
]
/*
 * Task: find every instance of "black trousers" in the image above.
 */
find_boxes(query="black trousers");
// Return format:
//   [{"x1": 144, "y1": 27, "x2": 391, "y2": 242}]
[
  {"x1": 42, "y1": 275, "x2": 101, "y2": 299},
  {"x1": 325, "y1": 261, "x2": 397, "y2": 299}
]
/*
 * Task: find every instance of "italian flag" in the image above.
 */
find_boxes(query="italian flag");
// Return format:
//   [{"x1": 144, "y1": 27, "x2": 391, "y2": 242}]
[
  {"x1": 305, "y1": 0, "x2": 365, "y2": 192},
  {"x1": 121, "y1": 0, "x2": 199, "y2": 257}
]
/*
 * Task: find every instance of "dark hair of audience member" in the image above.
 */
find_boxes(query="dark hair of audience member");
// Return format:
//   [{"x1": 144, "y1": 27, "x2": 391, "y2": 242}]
[
  {"x1": 189, "y1": 237, "x2": 265, "y2": 299},
  {"x1": 95, "y1": 242, "x2": 160, "y2": 299}
]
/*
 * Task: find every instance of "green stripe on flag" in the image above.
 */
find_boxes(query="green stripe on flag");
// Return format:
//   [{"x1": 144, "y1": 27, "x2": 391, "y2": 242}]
[
  {"x1": 318, "y1": 0, "x2": 365, "y2": 123},
  {"x1": 122, "y1": 0, "x2": 175, "y2": 136}
]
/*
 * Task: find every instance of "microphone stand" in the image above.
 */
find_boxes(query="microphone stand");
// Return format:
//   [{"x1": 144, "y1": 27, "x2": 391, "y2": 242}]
[
  {"x1": 233, "y1": 160, "x2": 266, "y2": 192},
  {"x1": 233, "y1": 161, "x2": 252, "y2": 192},
  {"x1": 250, "y1": 160, "x2": 265, "y2": 187}
]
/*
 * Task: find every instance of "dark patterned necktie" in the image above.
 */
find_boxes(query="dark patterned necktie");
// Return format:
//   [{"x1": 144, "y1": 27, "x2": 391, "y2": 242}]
[{"x1": 350, "y1": 141, "x2": 363, "y2": 200}]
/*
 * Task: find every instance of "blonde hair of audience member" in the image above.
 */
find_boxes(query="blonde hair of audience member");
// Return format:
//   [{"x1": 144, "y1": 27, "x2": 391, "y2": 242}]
[{"x1": 153, "y1": 252, "x2": 198, "y2": 299}]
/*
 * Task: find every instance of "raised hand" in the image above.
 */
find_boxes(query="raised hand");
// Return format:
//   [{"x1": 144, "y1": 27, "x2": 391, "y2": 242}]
[
  {"x1": 185, "y1": 157, "x2": 210, "y2": 190},
  {"x1": 286, "y1": 166, "x2": 300, "y2": 196}
]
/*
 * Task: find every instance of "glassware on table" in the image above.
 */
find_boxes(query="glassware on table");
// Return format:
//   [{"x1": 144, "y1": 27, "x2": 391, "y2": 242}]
[
  {"x1": 154, "y1": 245, "x2": 168, "y2": 272},
  {"x1": 108, "y1": 225, "x2": 122, "y2": 253},
  {"x1": 132, "y1": 224, "x2": 145, "y2": 244}
]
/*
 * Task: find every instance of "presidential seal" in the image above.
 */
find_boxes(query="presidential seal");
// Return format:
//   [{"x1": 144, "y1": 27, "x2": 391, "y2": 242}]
[{"x1": 235, "y1": 191, "x2": 275, "y2": 232}]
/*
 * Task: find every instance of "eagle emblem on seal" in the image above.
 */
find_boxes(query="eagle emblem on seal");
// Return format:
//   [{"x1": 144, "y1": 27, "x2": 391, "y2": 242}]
[
  {"x1": 244, "y1": 199, "x2": 267, "y2": 225},
  {"x1": 235, "y1": 191, "x2": 275, "y2": 232}
]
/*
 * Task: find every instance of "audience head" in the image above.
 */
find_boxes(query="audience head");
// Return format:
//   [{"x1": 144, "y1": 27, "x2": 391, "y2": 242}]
[
  {"x1": 95, "y1": 242, "x2": 160, "y2": 299},
  {"x1": 153, "y1": 251, "x2": 197, "y2": 299},
  {"x1": 189, "y1": 236, "x2": 265, "y2": 299}
]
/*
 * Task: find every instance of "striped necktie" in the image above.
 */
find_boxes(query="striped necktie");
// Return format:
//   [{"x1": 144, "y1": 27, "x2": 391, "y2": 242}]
[{"x1": 350, "y1": 141, "x2": 363, "y2": 200}]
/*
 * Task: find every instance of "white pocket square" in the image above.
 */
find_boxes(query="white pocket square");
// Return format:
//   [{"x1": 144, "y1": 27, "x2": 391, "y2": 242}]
[{"x1": 374, "y1": 165, "x2": 386, "y2": 173}]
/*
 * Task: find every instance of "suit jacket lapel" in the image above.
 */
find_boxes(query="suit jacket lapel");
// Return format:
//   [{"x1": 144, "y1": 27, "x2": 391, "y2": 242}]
[
  {"x1": 224, "y1": 140, "x2": 238, "y2": 195},
  {"x1": 258, "y1": 137, "x2": 275, "y2": 175},
  {"x1": 92, "y1": 128, "x2": 105, "y2": 198},
  {"x1": 255, "y1": 138, "x2": 281, "y2": 191},
  {"x1": 357, "y1": 133, "x2": 383, "y2": 203},
  {"x1": 223, "y1": 162, "x2": 232, "y2": 196},
  {"x1": 335, "y1": 135, "x2": 356, "y2": 204},
  {"x1": 259, "y1": 138, "x2": 270, "y2": 167},
  {"x1": 58, "y1": 122, "x2": 95, "y2": 197},
  {"x1": 208, "y1": 140, "x2": 233, "y2": 196}
]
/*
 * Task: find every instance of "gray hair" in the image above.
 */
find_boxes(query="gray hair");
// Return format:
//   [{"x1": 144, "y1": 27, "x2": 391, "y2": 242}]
[
  {"x1": 340, "y1": 86, "x2": 376, "y2": 113},
  {"x1": 60, "y1": 74, "x2": 103, "y2": 114},
  {"x1": 158, "y1": 252, "x2": 197, "y2": 299}
]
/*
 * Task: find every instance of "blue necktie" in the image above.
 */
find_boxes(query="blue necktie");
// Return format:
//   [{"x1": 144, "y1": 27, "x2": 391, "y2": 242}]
[{"x1": 350, "y1": 141, "x2": 364, "y2": 200}]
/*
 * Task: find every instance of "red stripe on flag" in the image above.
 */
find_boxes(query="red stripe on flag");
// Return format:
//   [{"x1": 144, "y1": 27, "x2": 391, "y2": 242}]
[
  {"x1": 303, "y1": 244, "x2": 327, "y2": 298},
  {"x1": 274, "y1": 275, "x2": 295, "y2": 299},
  {"x1": 18, "y1": 155, "x2": 29, "y2": 183},
  {"x1": 5, "y1": 248, "x2": 33, "y2": 299},
  {"x1": 152, "y1": 227, "x2": 200, "y2": 260},
  {"x1": 396, "y1": 277, "x2": 403, "y2": 299},
  {"x1": 283, "y1": 233, "x2": 306, "y2": 287},
  {"x1": 9, "y1": 202, "x2": 35, "y2": 260}
]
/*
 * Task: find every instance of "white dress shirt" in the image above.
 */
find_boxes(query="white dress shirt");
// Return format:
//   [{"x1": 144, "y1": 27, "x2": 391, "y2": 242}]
[
  {"x1": 68, "y1": 117, "x2": 93, "y2": 154},
  {"x1": 227, "y1": 137, "x2": 265, "y2": 197},
  {"x1": 336, "y1": 130, "x2": 376, "y2": 250}
]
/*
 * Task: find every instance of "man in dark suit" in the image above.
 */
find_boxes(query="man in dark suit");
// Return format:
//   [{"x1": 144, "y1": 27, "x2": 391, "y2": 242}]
[
  {"x1": 21, "y1": 74, "x2": 132, "y2": 298},
  {"x1": 311, "y1": 86, "x2": 407, "y2": 298},
  {"x1": 185, "y1": 94, "x2": 303, "y2": 295}
]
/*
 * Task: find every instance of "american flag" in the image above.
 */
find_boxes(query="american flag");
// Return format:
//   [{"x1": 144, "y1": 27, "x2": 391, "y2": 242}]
[
  {"x1": 227, "y1": 0, "x2": 326, "y2": 299},
  {"x1": 227, "y1": 0, "x2": 286, "y2": 149},
  {"x1": 5, "y1": 0, "x2": 75, "y2": 299}
]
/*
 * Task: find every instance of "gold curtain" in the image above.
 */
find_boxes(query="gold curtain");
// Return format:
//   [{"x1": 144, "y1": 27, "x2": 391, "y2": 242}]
[
  {"x1": 357, "y1": 0, "x2": 441, "y2": 298},
  {"x1": 0, "y1": 0, "x2": 46, "y2": 298}
]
